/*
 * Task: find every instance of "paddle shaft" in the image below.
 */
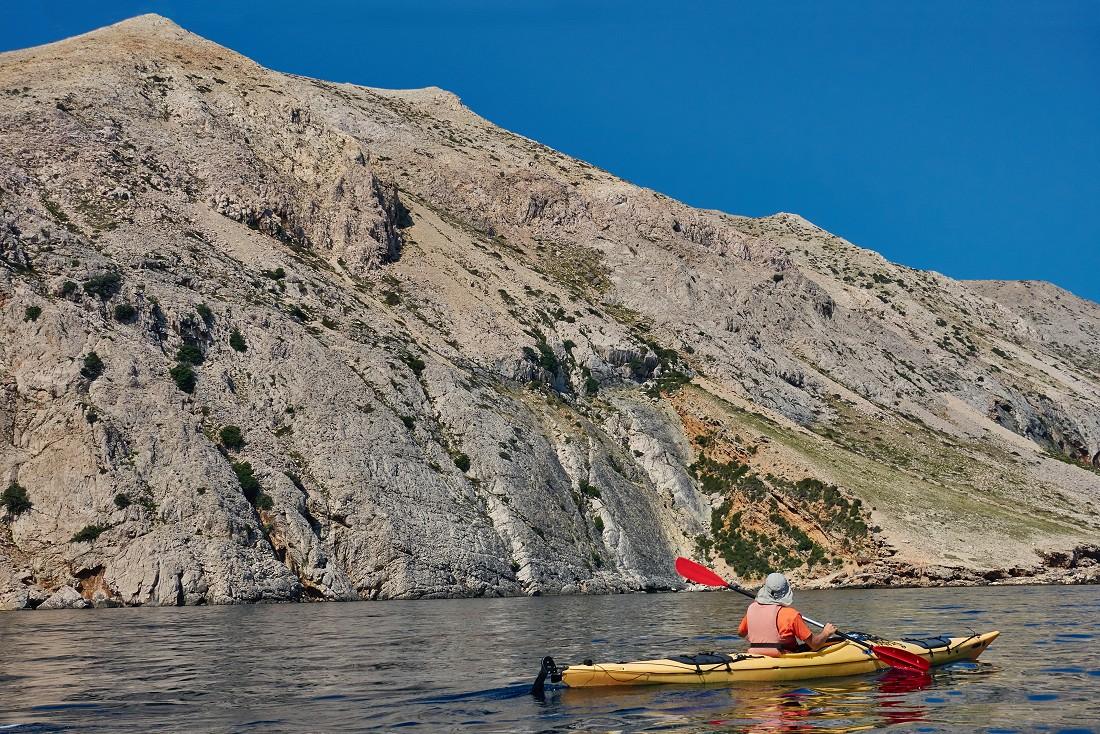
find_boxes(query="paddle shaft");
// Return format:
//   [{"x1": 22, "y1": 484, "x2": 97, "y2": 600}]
[{"x1": 724, "y1": 582, "x2": 875, "y2": 654}]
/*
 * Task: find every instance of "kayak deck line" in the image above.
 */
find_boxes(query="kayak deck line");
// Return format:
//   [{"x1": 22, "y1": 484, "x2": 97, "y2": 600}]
[{"x1": 532, "y1": 631, "x2": 999, "y2": 692}]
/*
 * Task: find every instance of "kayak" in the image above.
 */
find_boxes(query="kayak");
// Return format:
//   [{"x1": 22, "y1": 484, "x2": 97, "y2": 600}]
[{"x1": 549, "y1": 631, "x2": 998, "y2": 688}]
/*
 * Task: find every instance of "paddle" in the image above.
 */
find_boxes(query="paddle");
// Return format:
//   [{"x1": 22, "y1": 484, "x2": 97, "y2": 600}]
[{"x1": 674, "y1": 557, "x2": 930, "y2": 673}]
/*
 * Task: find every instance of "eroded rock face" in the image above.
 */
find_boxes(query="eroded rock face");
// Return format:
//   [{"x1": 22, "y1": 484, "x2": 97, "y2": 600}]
[{"x1": 1, "y1": 15, "x2": 1099, "y2": 607}]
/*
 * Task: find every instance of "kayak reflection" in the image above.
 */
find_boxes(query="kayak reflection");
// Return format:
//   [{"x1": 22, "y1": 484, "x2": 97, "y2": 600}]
[{"x1": 557, "y1": 669, "x2": 934, "y2": 733}]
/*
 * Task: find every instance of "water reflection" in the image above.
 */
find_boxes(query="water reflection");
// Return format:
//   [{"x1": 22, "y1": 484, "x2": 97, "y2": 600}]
[{"x1": 0, "y1": 585, "x2": 1097, "y2": 732}]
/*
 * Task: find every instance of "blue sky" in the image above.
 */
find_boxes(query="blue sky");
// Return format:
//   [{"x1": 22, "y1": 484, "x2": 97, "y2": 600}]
[{"x1": 5, "y1": 1, "x2": 1099, "y2": 302}]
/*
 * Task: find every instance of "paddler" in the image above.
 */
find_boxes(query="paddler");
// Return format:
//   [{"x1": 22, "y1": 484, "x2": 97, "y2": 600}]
[{"x1": 737, "y1": 572, "x2": 838, "y2": 656}]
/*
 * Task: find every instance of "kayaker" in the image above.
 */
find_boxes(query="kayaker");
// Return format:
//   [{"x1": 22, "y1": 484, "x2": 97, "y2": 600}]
[{"x1": 737, "y1": 572, "x2": 837, "y2": 656}]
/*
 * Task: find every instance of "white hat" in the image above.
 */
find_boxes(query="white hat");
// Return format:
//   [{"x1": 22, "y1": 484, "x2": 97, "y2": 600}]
[{"x1": 755, "y1": 572, "x2": 794, "y2": 606}]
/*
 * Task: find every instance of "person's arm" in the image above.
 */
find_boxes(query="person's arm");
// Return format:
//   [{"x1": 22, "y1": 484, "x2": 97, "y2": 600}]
[
  {"x1": 805, "y1": 621, "x2": 838, "y2": 650},
  {"x1": 789, "y1": 611, "x2": 837, "y2": 650},
  {"x1": 737, "y1": 614, "x2": 749, "y2": 638}
]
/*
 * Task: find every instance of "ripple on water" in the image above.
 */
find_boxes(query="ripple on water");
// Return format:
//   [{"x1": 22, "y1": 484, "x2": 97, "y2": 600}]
[{"x1": 2, "y1": 585, "x2": 1100, "y2": 732}]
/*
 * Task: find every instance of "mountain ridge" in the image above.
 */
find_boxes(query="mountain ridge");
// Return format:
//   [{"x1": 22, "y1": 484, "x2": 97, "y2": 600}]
[{"x1": 1, "y1": 15, "x2": 1097, "y2": 610}]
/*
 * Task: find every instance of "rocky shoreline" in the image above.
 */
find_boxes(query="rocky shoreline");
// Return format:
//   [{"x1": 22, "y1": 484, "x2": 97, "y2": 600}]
[{"x1": 4, "y1": 545, "x2": 1096, "y2": 611}]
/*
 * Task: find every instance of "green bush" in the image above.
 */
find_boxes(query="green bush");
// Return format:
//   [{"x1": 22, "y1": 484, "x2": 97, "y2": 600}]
[
  {"x1": 71, "y1": 524, "x2": 106, "y2": 543},
  {"x1": 81, "y1": 352, "x2": 104, "y2": 381},
  {"x1": 24, "y1": 306, "x2": 42, "y2": 322},
  {"x1": 262, "y1": 267, "x2": 286, "y2": 280},
  {"x1": 229, "y1": 328, "x2": 247, "y2": 352},
  {"x1": 2, "y1": 482, "x2": 32, "y2": 515},
  {"x1": 232, "y1": 461, "x2": 261, "y2": 501},
  {"x1": 176, "y1": 344, "x2": 204, "y2": 365},
  {"x1": 170, "y1": 363, "x2": 196, "y2": 393},
  {"x1": 402, "y1": 354, "x2": 426, "y2": 377},
  {"x1": 400, "y1": 415, "x2": 415, "y2": 430},
  {"x1": 579, "y1": 481, "x2": 601, "y2": 499},
  {"x1": 113, "y1": 493, "x2": 131, "y2": 510},
  {"x1": 584, "y1": 376, "x2": 600, "y2": 395},
  {"x1": 453, "y1": 453, "x2": 471, "y2": 472},
  {"x1": 196, "y1": 303, "x2": 214, "y2": 326},
  {"x1": 59, "y1": 280, "x2": 78, "y2": 298},
  {"x1": 113, "y1": 303, "x2": 137, "y2": 322},
  {"x1": 220, "y1": 425, "x2": 245, "y2": 450},
  {"x1": 384, "y1": 292, "x2": 401, "y2": 306},
  {"x1": 82, "y1": 272, "x2": 122, "y2": 300},
  {"x1": 593, "y1": 516, "x2": 604, "y2": 533}
]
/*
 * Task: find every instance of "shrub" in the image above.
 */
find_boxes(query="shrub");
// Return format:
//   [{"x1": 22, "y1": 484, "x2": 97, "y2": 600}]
[
  {"x1": 585, "y1": 376, "x2": 599, "y2": 395},
  {"x1": 82, "y1": 272, "x2": 122, "y2": 300},
  {"x1": 81, "y1": 352, "x2": 104, "y2": 381},
  {"x1": 113, "y1": 493, "x2": 131, "y2": 510},
  {"x1": 402, "y1": 354, "x2": 426, "y2": 377},
  {"x1": 579, "y1": 481, "x2": 601, "y2": 499},
  {"x1": 170, "y1": 363, "x2": 196, "y2": 393},
  {"x1": 262, "y1": 267, "x2": 286, "y2": 280},
  {"x1": 453, "y1": 453, "x2": 471, "y2": 472},
  {"x1": 24, "y1": 306, "x2": 42, "y2": 322},
  {"x1": 196, "y1": 303, "x2": 214, "y2": 326},
  {"x1": 288, "y1": 305, "x2": 308, "y2": 321},
  {"x1": 232, "y1": 461, "x2": 261, "y2": 502},
  {"x1": 229, "y1": 329, "x2": 247, "y2": 352},
  {"x1": 772, "y1": 273, "x2": 785, "y2": 283},
  {"x1": 2, "y1": 482, "x2": 32, "y2": 515},
  {"x1": 71, "y1": 524, "x2": 106, "y2": 543},
  {"x1": 113, "y1": 303, "x2": 137, "y2": 322},
  {"x1": 400, "y1": 415, "x2": 415, "y2": 430},
  {"x1": 593, "y1": 516, "x2": 604, "y2": 533},
  {"x1": 59, "y1": 280, "x2": 78, "y2": 298},
  {"x1": 383, "y1": 292, "x2": 401, "y2": 306},
  {"x1": 176, "y1": 344, "x2": 204, "y2": 365},
  {"x1": 220, "y1": 425, "x2": 245, "y2": 450}
]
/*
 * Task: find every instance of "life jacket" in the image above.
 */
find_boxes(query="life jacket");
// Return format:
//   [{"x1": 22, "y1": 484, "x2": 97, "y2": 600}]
[{"x1": 746, "y1": 601, "x2": 798, "y2": 657}]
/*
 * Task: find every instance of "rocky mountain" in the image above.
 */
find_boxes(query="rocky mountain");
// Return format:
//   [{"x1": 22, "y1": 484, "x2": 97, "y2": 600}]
[{"x1": 1, "y1": 15, "x2": 1097, "y2": 609}]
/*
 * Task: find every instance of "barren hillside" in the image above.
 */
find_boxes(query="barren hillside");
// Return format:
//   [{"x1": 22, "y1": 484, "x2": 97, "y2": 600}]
[{"x1": 1, "y1": 15, "x2": 1097, "y2": 609}]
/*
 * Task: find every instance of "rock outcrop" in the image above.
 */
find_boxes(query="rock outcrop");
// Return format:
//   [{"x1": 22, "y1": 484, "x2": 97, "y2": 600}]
[{"x1": 1, "y1": 15, "x2": 1098, "y2": 607}]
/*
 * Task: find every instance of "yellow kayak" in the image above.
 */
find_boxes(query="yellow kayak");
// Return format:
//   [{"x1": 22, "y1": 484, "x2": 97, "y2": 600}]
[{"x1": 552, "y1": 631, "x2": 998, "y2": 688}]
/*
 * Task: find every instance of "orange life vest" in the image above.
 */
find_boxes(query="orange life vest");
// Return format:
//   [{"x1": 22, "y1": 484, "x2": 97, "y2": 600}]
[{"x1": 746, "y1": 601, "x2": 798, "y2": 656}]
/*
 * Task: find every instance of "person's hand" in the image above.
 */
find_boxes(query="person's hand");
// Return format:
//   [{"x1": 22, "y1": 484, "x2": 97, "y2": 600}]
[{"x1": 821, "y1": 623, "x2": 838, "y2": 638}]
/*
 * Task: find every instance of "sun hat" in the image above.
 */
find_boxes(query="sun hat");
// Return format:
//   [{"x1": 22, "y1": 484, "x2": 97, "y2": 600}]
[{"x1": 755, "y1": 572, "x2": 794, "y2": 606}]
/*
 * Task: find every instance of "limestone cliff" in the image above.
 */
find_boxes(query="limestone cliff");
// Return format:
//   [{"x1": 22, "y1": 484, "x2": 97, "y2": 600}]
[{"x1": 1, "y1": 16, "x2": 1098, "y2": 609}]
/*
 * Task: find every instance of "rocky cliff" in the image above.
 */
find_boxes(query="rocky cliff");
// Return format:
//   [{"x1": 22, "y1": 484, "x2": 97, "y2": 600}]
[{"x1": 2, "y1": 15, "x2": 1098, "y2": 609}]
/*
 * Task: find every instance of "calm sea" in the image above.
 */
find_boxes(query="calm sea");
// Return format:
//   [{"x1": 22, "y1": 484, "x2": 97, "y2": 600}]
[{"x1": 1, "y1": 584, "x2": 1097, "y2": 732}]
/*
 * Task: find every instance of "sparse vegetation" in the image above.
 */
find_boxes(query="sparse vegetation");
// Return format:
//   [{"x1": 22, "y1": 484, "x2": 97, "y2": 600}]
[
  {"x1": 452, "y1": 453, "x2": 471, "y2": 472},
  {"x1": 170, "y1": 363, "x2": 196, "y2": 393},
  {"x1": 195, "y1": 303, "x2": 214, "y2": 326},
  {"x1": 81, "y1": 352, "x2": 104, "y2": 381},
  {"x1": 220, "y1": 425, "x2": 245, "y2": 450},
  {"x1": 176, "y1": 344, "x2": 204, "y2": 365},
  {"x1": 59, "y1": 280, "x2": 78, "y2": 298},
  {"x1": 2, "y1": 482, "x2": 32, "y2": 515},
  {"x1": 24, "y1": 306, "x2": 42, "y2": 322},
  {"x1": 113, "y1": 303, "x2": 137, "y2": 322},
  {"x1": 232, "y1": 461, "x2": 272, "y2": 509},
  {"x1": 113, "y1": 493, "x2": 131, "y2": 510},
  {"x1": 71, "y1": 524, "x2": 107, "y2": 543},
  {"x1": 82, "y1": 272, "x2": 122, "y2": 300},
  {"x1": 229, "y1": 328, "x2": 247, "y2": 352},
  {"x1": 402, "y1": 353, "x2": 426, "y2": 377},
  {"x1": 579, "y1": 480, "x2": 601, "y2": 499}
]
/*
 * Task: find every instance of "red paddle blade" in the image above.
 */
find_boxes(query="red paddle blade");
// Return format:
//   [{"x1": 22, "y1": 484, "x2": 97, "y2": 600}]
[
  {"x1": 871, "y1": 645, "x2": 931, "y2": 673},
  {"x1": 675, "y1": 557, "x2": 730, "y2": 588}
]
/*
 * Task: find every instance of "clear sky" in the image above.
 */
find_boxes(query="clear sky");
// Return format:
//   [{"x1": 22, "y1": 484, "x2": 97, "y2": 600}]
[{"x1": 5, "y1": 1, "x2": 1099, "y2": 302}]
